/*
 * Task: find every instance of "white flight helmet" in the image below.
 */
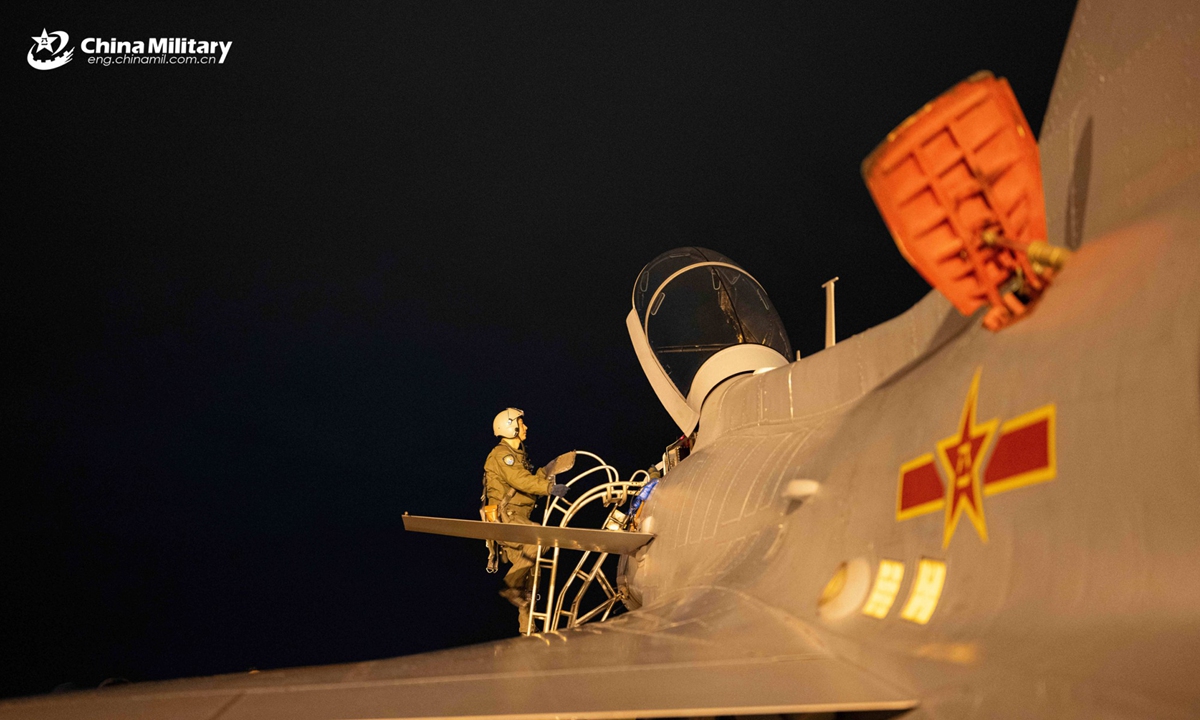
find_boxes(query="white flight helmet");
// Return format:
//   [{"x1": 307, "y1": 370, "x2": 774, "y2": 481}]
[{"x1": 492, "y1": 407, "x2": 525, "y2": 438}]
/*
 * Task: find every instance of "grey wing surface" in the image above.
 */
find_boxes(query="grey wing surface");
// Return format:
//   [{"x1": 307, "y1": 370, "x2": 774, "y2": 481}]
[
  {"x1": 402, "y1": 515, "x2": 654, "y2": 555},
  {"x1": 0, "y1": 588, "x2": 916, "y2": 720}
]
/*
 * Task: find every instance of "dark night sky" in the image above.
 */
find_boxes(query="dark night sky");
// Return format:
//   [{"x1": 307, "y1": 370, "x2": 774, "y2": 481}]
[{"x1": 6, "y1": 1, "x2": 1076, "y2": 699}]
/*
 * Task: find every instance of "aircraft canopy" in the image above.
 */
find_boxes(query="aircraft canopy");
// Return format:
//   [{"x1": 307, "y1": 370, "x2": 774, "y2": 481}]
[{"x1": 629, "y1": 248, "x2": 792, "y2": 434}]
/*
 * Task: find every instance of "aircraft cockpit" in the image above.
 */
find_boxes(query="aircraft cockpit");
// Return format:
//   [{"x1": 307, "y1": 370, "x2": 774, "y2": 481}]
[{"x1": 627, "y1": 247, "x2": 793, "y2": 435}]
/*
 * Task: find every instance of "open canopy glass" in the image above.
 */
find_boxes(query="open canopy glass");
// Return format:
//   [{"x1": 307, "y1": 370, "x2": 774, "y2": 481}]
[{"x1": 632, "y1": 248, "x2": 792, "y2": 402}]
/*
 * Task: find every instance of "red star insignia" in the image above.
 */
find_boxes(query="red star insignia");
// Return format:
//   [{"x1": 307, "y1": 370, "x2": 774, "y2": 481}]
[{"x1": 935, "y1": 368, "x2": 998, "y2": 547}]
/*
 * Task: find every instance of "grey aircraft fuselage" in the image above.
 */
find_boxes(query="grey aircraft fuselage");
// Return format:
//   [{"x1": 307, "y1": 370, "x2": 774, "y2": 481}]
[
  {"x1": 619, "y1": 1, "x2": 1200, "y2": 710},
  {"x1": 619, "y1": 0, "x2": 1200, "y2": 711},
  {"x1": 624, "y1": 214, "x2": 1200, "y2": 718}
]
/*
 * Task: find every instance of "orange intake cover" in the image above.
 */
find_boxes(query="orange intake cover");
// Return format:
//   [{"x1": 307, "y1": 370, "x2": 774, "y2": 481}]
[{"x1": 862, "y1": 72, "x2": 1047, "y2": 316}]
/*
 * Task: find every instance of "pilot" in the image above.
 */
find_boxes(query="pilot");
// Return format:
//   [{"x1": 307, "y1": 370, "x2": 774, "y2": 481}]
[{"x1": 483, "y1": 408, "x2": 567, "y2": 631}]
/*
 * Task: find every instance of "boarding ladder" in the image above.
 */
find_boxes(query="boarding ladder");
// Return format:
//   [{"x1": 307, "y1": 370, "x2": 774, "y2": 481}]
[{"x1": 524, "y1": 452, "x2": 649, "y2": 635}]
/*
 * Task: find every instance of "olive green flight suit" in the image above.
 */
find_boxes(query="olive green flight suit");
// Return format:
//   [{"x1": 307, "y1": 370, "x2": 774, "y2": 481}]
[{"x1": 482, "y1": 440, "x2": 553, "y2": 630}]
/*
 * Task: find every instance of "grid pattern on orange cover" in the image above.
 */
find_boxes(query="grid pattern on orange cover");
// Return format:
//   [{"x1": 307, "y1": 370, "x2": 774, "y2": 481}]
[{"x1": 862, "y1": 73, "x2": 1046, "y2": 316}]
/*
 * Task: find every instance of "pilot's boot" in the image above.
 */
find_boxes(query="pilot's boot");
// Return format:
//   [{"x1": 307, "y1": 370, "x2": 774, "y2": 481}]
[
  {"x1": 500, "y1": 543, "x2": 537, "y2": 632},
  {"x1": 516, "y1": 594, "x2": 532, "y2": 633}
]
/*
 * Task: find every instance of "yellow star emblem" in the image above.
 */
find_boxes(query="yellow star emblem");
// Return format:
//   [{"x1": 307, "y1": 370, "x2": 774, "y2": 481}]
[{"x1": 935, "y1": 368, "x2": 998, "y2": 547}]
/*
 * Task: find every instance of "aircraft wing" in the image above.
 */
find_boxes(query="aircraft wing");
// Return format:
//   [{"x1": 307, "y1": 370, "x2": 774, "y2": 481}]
[
  {"x1": 0, "y1": 587, "x2": 917, "y2": 720},
  {"x1": 402, "y1": 514, "x2": 655, "y2": 555}
]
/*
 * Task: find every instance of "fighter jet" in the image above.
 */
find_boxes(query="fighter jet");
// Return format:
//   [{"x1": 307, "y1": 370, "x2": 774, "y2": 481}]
[{"x1": 5, "y1": 0, "x2": 1198, "y2": 717}]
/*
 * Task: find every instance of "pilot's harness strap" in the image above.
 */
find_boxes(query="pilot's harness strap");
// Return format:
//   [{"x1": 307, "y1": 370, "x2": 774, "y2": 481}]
[
  {"x1": 497, "y1": 487, "x2": 516, "y2": 521},
  {"x1": 479, "y1": 479, "x2": 503, "y2": 574},
  {"x1": 480, "y1": 476, "x2": 517, "y2": 574}
]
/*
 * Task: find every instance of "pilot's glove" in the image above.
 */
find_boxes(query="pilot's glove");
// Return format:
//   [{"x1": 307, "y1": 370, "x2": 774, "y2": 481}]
[{"x1": 548, "y1": 483, "x2": 569, "y2": 498}]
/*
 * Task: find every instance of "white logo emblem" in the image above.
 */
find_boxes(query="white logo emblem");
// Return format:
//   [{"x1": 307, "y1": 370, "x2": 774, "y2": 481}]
[
  {"x1": 28, "y1": 29, "x2": 74, "y2": 70},
  {"x1": 504, "y1": 456, "x2": 515, "y2": 466}
]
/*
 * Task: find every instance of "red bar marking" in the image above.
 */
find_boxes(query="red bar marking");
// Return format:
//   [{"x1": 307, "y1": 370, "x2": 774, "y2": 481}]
[
  {"x1": 899, "y1": 459, "x2": 944, "y2": 512},
  {"x1": 984, "y1": 418, "x2": 1049, "y2": 486}
]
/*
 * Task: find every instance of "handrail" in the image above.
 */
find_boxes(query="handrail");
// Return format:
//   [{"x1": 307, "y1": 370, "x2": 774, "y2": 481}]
[{"x1": 524, "y1": 451, "x2": 647, "y2": 634}]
